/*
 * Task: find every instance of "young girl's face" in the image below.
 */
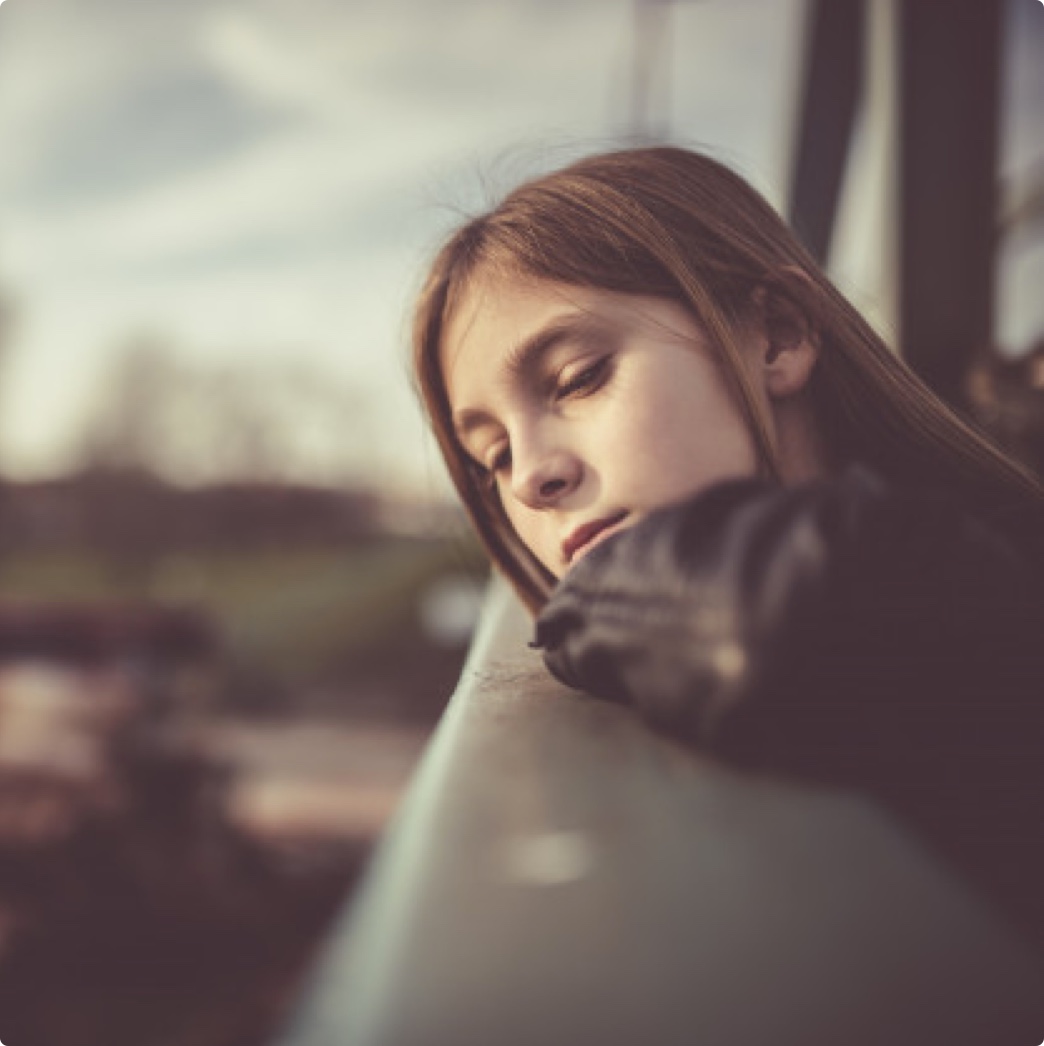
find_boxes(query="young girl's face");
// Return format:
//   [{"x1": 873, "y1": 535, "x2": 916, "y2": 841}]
[{"x1": 441, "y1": 276, "x2": 761, "y2": 578}]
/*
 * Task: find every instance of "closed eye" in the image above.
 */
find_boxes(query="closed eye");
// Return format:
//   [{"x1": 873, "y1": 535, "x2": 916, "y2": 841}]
[
  {"x1": 554, "y1": 357, "x2": 610, "y2": 401},
  {"x1": 468, "y1": 445, "x2": 511, "y2": 491},
  {"x1": 490, "y1": 445, "x2": 512, "y2": 473}
]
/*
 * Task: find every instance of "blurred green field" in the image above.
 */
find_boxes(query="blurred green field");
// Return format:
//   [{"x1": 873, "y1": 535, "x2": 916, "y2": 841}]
[{"x1": 0, "y1": 534, "x2": 489, "y2": 716}]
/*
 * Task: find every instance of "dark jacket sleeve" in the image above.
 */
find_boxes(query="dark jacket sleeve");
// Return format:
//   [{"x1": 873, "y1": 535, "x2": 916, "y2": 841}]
[{"x1": 533, "y1": 467, "x2": 1044, "y2": 943}]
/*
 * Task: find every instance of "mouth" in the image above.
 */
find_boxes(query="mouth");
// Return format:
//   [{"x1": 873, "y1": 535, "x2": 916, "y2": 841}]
[{"x1": 562, "y1": 511, "x2": 629, "y2": 566}]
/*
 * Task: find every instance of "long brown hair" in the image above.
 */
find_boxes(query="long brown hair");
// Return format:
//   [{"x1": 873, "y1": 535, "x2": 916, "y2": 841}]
[{"x1": 413, "y1": 147, "x2": 1042, "y2": 612}]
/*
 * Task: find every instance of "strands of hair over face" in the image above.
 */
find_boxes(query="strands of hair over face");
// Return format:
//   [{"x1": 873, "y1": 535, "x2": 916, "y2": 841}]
[{"x1": 413, "y1": 147, "x2": 1043, "y2": 613}]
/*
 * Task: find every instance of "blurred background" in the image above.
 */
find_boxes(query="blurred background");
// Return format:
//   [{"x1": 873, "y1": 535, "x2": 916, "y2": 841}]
[{"x1": 0, "y1": 1, "x2": 1040, "y2": 1044}]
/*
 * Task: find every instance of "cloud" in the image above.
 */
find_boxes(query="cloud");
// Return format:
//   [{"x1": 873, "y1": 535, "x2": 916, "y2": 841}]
[{"x1": 0, "y1": 0, "x2": 810, "y2": 486}]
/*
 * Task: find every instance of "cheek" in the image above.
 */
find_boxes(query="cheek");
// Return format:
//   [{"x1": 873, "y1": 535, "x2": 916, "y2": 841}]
[
  {"x1": 610, "y1": 364, "x2": 758, "y2": 500},
  {"x1": 502, "y1": 501, "x2": 559, "y2": 571}
]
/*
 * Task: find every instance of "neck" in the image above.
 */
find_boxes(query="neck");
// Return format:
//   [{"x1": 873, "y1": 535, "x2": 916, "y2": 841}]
[{"x1": 774, "y1": 392, "x2": 830, "y2": 485}]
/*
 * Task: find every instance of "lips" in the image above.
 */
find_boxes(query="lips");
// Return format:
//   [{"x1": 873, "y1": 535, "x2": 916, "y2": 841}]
[{"x1": 562, "y1": 511, "x2": 629, "y2": 566}]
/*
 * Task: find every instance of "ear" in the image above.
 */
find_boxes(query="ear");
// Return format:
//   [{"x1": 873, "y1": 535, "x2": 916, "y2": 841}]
[{"x1": 749, "y1": 285, "x2": 819, "y2": 400}]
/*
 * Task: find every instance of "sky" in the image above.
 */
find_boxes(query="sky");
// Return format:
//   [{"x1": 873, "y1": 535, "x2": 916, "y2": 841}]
[{"x1": 0, "y1": 0, "x2": 1040, "y2": 495}]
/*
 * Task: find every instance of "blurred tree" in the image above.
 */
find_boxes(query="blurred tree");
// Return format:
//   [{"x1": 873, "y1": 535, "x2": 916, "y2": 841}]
[
  {"x1": 80, "y1": 336, "x2": 371, "y2": 487},
  {"x1": 0, "y1": 289, "x2": 19, "y2": 510},
  {"x1": 81, "y1": 335, "x2": 174, "y2": 478}
]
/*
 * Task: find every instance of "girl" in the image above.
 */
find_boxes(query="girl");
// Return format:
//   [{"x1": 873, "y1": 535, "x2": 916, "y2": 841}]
[{"x1": 411, "y1": 147, "x2": 1044, "y2": 951}]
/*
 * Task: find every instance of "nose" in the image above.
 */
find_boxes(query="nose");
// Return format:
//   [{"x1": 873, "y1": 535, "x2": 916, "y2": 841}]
[{"x1": 510, "y1": 447, "x2": 583, "y2": 510}]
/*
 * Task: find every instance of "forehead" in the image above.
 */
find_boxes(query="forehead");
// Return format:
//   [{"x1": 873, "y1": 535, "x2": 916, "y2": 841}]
[
  {"x1": 442, "y1": 276, "x2": 572, "y2": 380},
  {"x1": 439, "y1": 276, "x2": 573, "y2": 422}
]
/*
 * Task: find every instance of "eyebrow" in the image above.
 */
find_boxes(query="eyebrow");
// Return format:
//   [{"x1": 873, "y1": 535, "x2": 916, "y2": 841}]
[{"x1": 452, "y1": 313, "x2": 608, "y2": 442}]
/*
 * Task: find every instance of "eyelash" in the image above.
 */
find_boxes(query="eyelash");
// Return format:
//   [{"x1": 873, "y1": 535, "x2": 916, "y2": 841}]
[
  {"x1": 554, "y1": 357, "x2": 609, "y2": 401},
  {"x1": 473, "y1": 453, "x2": 508, "y2": 492},
  {"x1": 470, "y1": 356, "x2": 611, "y2": 490}
]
